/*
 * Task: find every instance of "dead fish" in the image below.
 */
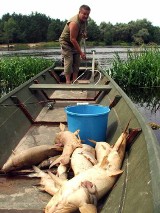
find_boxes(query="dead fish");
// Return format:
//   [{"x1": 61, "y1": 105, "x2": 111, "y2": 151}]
[
  {"x1": 44, "y1": 124, "x2": 129, "y2": 213},
  {"x1": 2, "y1": 144, "x2": 62, "y2": 173},
  {"x1": 38, "y1": 155, "x2": 61, "y2": 169},
  {"x1": 88, "y1": 140, "x2": 112, "y2": 165},
  {"x1": 50, "y1": 123, "x2": 82, "y2": 167},
  {"x1": 31, "y1": 166, "x2": 60, "y2": 196},
  {"x1": 71, "y1": 144, "x2": 97, "y2": 176},
  {"x1": 46, "y1": 172, "x2": 98, "y2": 213}
]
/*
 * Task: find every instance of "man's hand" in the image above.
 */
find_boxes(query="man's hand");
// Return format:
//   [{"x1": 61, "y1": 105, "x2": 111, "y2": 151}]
[
  {"x1": 80, "y1": 52, "x2": 86, "y2": 60},
  {"x1": 82, "y1": 32, "x2": 88, "y2": 39}
]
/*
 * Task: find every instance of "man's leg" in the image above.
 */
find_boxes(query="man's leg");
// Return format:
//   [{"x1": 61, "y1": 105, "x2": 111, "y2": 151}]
[
  {"x1": 60, "y1": 44, "x2": 73, "y2": 84},
  {"x1": 72, "y1": 53, "x2": 80, "y2": 83},
  {"x1": 63, "y1": 50, "x2": 73, "y2": 84},
  {"x1": 65, "y1": 73, "x2": 72, "y2": 84}
]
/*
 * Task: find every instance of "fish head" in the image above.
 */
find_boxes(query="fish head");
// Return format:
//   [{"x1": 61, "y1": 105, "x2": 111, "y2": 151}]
[
  {"x1": 2, "y1": 158, "x2": 17, "y2": 173},
  {"x1": 54, "y1": 132, "x2": 65, "y2": 146}
]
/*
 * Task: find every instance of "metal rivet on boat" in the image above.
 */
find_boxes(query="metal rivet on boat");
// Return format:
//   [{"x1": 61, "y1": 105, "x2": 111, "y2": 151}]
[{"x1": 47, "y1": 102, "x2": 54, "y2": 110}]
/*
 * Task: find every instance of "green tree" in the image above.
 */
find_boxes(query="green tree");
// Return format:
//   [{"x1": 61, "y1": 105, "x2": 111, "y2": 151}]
[
  {"x1": 112, "y1": 23, "x2": 131, "y2": 44},
  {"x1": 87, "y1": 19, "x2": 101, "y2": 43},
  {"x1": 11, "y1": 13, "x2": 29, "y2": 42},
  {"x1": 47, "y1": 19, "x2": 65, "y2": 41},
  {"x1": 1, "y1": 13, "x2": 11, "y2": 22},
  {"x1": 0, "y1": 20, "x2": 3, "y2": 43},
  {"x1": 133, "y1": 28, "x2": 150, "y2": 44},
  {"x1": 128, "y1": 19, "x2": 153, "y2": 44},
  {"x1": 26, "y1": 12, "x2": 51, "y2": 43},
  {"x1": 152, "y1": 26, "x2": 160, "y2": 44},
  {"x1": 99, "y1": 22, "x2": 113, "y2": 45},
  {"x1": 3, "y1": 17, "x2": 17, "y2": 50},
  {"x1": 1, "y1": 12, "x2": 160, "y2": 45}
]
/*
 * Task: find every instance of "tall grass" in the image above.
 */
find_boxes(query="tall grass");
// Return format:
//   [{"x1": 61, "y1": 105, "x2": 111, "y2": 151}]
[
  {"x1": 107, "y1": 47, "x2": 160, "y2": 88},
  {"x1": 0, "y1": 56, "x2": 54, "y2": 93}
]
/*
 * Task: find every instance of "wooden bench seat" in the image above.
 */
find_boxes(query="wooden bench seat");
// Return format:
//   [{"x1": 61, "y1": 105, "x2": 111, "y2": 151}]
[{"x1": 29, "y1": 84, "x2": 111, "y2": 91}]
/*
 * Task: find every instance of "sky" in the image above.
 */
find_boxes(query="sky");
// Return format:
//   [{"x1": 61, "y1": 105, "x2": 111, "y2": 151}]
[{"x1": 0, "y1": 0, "x2": 160, "y2": 27}]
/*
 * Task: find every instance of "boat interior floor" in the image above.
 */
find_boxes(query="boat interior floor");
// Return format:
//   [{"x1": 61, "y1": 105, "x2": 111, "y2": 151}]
[{"x1": 0, "y1": 81, "x2": 112, "y2": 211}]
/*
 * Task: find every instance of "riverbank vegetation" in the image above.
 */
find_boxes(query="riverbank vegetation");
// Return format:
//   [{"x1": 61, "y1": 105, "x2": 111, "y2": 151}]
[
  {"x1": 0, "y1": 40, "x2": 104, "y2": 51},
  {"x1": 107, "y1": 46, "x2": 160, "y2": 88},
  {"x1": 0, "y1": 12, "x2": 160, "y2": 50},
  {"x1": 0, "y1": 57, "x2": 54, "y2": 95}
]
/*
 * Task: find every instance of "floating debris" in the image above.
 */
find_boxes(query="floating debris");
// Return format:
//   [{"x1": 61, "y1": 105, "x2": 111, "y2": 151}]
[{"x1": 148, "y1": 122, "x2": 160, "y2": 130}]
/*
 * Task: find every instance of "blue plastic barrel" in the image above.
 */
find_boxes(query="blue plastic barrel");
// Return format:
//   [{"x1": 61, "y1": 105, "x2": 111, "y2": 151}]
[{"x1": 65, "y1": 104, "x2": 110, "y2": 147}]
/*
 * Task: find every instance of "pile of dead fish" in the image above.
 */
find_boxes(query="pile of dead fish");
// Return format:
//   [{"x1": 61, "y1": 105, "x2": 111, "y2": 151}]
[{"x1": 1, "y1": 122, "x2": 132, "y2": 213}]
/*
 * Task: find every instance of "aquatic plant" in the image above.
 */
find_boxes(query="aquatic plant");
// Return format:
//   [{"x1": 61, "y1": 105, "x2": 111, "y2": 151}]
[
  {"x1": 0, "y1": 56, "x2": 54, "y2": 93},
  {"x1": 107, "y1": 46, "x2": 160, "y2": 88}
]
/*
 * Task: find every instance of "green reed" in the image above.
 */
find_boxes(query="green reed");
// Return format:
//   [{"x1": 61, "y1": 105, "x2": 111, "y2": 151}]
[
  {"x1": 0, "y1": 56, "x2": 54, "y2": 91},
  {"x1": 107, "y1": 47, "x2": 160, "y2": 88}
]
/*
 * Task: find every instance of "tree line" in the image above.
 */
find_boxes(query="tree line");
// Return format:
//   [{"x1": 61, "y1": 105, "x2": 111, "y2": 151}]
[{"x1": 0, "y1": 12, "x2": 160, "y2": 46}]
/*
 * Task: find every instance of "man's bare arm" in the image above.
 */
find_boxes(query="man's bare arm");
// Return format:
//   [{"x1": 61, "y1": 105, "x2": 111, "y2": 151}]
[{"x1": 69, "y1": 22, "x2": 86, "y2": 59}]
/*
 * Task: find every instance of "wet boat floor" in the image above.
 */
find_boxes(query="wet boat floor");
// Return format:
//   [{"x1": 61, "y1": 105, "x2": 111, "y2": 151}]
[{"x1": 0, "y1": 89, "x2": 98, "y2": 211}]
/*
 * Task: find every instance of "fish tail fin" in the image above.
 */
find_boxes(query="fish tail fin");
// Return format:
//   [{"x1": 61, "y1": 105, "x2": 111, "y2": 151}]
[
  {"x1": 74, "y1": 129, "x2": 80, "y2": 136},
  {"x1": 32, "y1": 165, "x2": 41, "y2": 173},
  {"x1": 60, "y1": 122, "x2": 65, "y2": 131},
  {"x1": 108, "y1": 169, "x2": 123, "y2": 177},
  {"x1": 115, "y1": 119, "x2": 132, "y2": 151},
  {"x1": 124, "y1": 119, "x2": 131, "y2": 133},
  {"x1": 48, "y1": 171, "x2": 65, "y2": 186},
  {"x1": 32, "y1": 165, "x2": 46, "y2": 177},
  {"x1": 79, "y1": 203, "x2": 97, "y2": 213},
  {"x1": 49, "y1": 155, "x2": 62, "y2": 168},
  {"x1": 126, "y1": 128, "x2": 142, "y2": 149}
]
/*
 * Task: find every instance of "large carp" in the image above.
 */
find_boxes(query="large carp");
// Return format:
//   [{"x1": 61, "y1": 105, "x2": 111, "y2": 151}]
[
  {"x1": 2, "y1": 144, "x2": 62, "y2": 173},
  {"x1": 45, "y1": 128, "x2": 129, "y2": 213}
]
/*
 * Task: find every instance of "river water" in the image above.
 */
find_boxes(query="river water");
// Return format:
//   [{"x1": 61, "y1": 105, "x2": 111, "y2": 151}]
[{"x1": 0, "y1": 47, "x2": 159, "y2": 143}]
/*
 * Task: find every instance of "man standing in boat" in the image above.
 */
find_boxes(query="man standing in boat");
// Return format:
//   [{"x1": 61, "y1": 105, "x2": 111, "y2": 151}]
[{"x1": 59, "y1": 5, "x2": 91, "y2": 84}]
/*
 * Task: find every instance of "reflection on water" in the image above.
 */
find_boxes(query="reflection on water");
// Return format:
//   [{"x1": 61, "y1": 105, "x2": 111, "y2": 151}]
[
  {"x1": 124, "y1": 87, "x2": 160, "y2": 113},
  {"x1": 124, "y1": 87, "x2": 160, "y2": 143}
]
